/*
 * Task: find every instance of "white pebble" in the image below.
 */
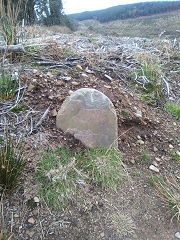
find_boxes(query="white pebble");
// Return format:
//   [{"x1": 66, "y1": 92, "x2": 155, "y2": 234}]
[
  {"x1": 175, "y1": 232, "x2": 180, "y2": 239},
  {"x1": 149, "y1": 165, "x2": 159, "y2": 173}
]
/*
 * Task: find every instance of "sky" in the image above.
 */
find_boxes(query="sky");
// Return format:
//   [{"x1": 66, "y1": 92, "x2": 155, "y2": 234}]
[{"x1": 62, "y1": 0, "x2": 179, "y2": 14}]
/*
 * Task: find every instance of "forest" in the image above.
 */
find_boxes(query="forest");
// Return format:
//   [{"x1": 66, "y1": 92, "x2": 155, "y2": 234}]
[
  {"x1": 1, "y1": 0, "x2": 72, "y2": 27},
  {"x1": 69, "y1": 1, "x2": 180, "y2": 23}
]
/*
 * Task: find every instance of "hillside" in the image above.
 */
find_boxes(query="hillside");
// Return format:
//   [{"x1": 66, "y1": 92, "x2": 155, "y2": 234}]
[
  {"x1": 77, "y1": 10, "x2": 180, "y2": 38},
  {"x1": 69, "y1": 1, "x2": 180, "y2": 23}
]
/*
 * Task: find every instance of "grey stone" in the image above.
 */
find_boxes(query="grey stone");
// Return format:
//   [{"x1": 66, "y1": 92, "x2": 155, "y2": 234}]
[
  {"x1": 175, "y1": 232, "x2": 180, "y2": 239},
  {"x1": 137, "y1": 140, "x2": 144, "y2": 145},
  {"x1": 56, "y1": 88, "x2": 118, "y2": 148},
  {"x1": 149, "y1": 165, "x2": 160, "y2": 173}
]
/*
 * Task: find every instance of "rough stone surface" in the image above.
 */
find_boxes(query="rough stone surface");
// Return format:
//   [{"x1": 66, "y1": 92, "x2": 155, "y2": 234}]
[{"x1": 56, "y1": 88, "x2": 118, "y2": 148}]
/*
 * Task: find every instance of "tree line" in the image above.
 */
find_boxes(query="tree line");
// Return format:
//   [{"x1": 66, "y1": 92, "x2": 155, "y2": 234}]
[
  {"x1": 2, "y1": 0, "x2": 73, "y2": 28},
  {"x1": 69, "y1": 1, "x2": 180, "y2": 23}
]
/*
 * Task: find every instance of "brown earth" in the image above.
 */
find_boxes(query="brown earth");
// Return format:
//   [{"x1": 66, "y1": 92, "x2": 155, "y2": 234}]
[{"x1": 0, "y1": 33, "x2": 180, "y2": 240}]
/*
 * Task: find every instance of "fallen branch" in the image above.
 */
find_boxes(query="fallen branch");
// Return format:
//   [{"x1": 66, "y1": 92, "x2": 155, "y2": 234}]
[{"x1": 0, "y1": 44, "x2": 25, "y2": 53}]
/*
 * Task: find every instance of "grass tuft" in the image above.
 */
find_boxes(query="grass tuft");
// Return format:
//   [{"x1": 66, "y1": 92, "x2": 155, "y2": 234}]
[
  {"x1": 0, "y1": 74, "x2": 18, "y2": 101},
  {"x1": 154, "y1": 177, "x2": 180, "y2": 221},
  {"x1": 165, "y1": 102, "x2": 180, "y2": 119},
  {"x1": 171, "y1": 152, "x2": 180, "y2": 165},
  {"x1": 0, "y1": 131, "x2": 26, "y2": 192},
  {"x1": 111, "y1": 213, "x2": 136, "y2": 236}
]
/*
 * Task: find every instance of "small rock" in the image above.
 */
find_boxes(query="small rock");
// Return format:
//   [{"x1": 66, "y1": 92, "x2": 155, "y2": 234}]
[
  {"x1": 34, "y1": 71, "x2": 40, "y2": 77},
  {"x1": 149, "y1": 165, "x2": 159, "y2": 173},
  {"x1": 56, "y1": 80, "x2": 64, "y2": 86},
  {"x1": 72, "y1": 81, "x2": 80, "y2": 86},
  {"x1": 34, "y1": 197, "x2": 40, "y2": 203},
  {"x1": 175, "y1": 232, "x2": 180, "y2": 239},
  {"x1": 48, "y1": 95, "x2": 54, "y2": 100},
  {"x1": 135, "y1": 110, "x2": 142, "y2": 118},
  {"x1": 28, "y1": 217, "x2": 35, "y2": 224},
  {"x1": 62, "y1": 76, "x2": 71, "y2": 81},
  {"x1": 152, "y1": 161, "x2": 158, "y2": 167},
  {"x1": 137, "y1": 140, "x2": 144, "y2": 145},
  {"x1": 100, "y1": 232, "x2": 105, "y2": 237},
  {"x1": 81, "y1": 73, "x2": 88, "y2": 78},
  {"x1": 137, "y1": 135, "x2": 141, "y2": 140},
  {"x1": 169, "y1": 144, "x2": 174, "y2": 149},
  {"x1": 155, "y1": 157, "x2": 161, "y2": 162},
  {"x1": 14, "y1": 214, "x2": 19, "y2": 218},
  {"x1": 173, "y1": 122, "x2": 177, "y2": 126},
  {"x1": 68, "y1": 90, "x2": 74, "y2": 95},
  {"x1": 33, "y1": 69, "x2": 38, "y2": 74},
  {"x1": 86, "y1": 69, "x2": 94, "y2": 74},
  {"x1": 26, "y1": 230, "x2": 34, "y2": 237},
  {"x1": 130, "y1": 159, "x2": 135, "y2": 164},
  {"x1": 46, "y1": 72, "x2": 53, "y2": 78},
  {"x1": 28, "y1": 83, "x2": 35, "y2": 91},
  {"x1": 76, "y1": 65, "x2": 83, "y2": 71},
  {"x1": 51, "y1": 109, "x2": 57, "y2": 117},
  {"x1": 153, "y1": 146, "x2": 158, "y2": 152}
]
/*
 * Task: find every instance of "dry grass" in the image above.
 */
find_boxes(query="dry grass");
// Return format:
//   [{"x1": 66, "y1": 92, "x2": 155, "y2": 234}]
[
  {"x1": 111, "y1": 212, "x2": 136, "y2": 237},
  {"x1": 0, "y1": 0, "x2": 22, "y2": 45},
  {"x1": 24, "y1": 25, "x2": 72, "y2": 39},
  {"x1": 155, "y1": 177, "x2": 180, "y2": 222},
  {"x1": 0, "y1": 194, "x2": 14, "y2": 240}
]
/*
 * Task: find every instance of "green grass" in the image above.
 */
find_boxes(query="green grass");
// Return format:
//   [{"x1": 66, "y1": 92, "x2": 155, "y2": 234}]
[
  {"x1": 0, "y1": 132, "x2": 26, "y2": 192},
  {"x1": 121, "y1": 110, "x2": 129, "y2": 117},
  {"x1": 165, "y1": 102, "x2": 180, "y2": 119},
  {"x1": 36, "y1": 147, "x2": 81, "y2": 208},
  {"x1": 148, "y1": 175, "x2": 164, "y2": 187},
  {"x1": 36, "y1": 147, "x2": 126, "y2": 209},
  {"x1": 77, "y1": 148, "x2": 127, "y2": 190},
  {"x1": 171, "y1": 152, "x2": 180, "y2": 165},
  {"x1": 0, "y1": 74, "x2": 18, "y2": 101},
  {"x1": 11, "y1": 104, "x2": 29, "y2": 113}
]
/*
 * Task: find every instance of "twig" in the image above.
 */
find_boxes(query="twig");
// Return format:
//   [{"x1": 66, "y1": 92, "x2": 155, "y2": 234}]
[
  {"x1": 34, "y1": 106, "x2": 51, "y2": 128},
  {"x1": 161, "y1": 75, "x2": 170, "y2": 98}
]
